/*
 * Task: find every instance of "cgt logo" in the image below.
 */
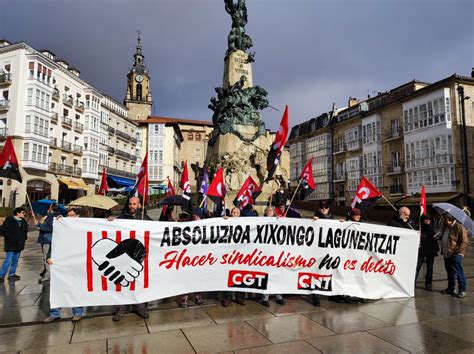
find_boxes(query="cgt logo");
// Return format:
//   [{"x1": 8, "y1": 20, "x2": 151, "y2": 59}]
[
  {"x1": 228, "y1": 270, "x2": 268, "y2": 290},
  {"x1": 297, "y1": 272, "x2": 332, "y2": 291}
]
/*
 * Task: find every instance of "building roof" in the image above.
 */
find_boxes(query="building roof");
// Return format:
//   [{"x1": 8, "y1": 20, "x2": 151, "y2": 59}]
[{"x1": 142, "y1": 116, "x2": 213, "y2": 127}]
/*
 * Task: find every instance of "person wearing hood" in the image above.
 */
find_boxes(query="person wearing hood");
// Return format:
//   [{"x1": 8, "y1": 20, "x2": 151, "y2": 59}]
[{"x1": 415, "y1": 215, "x2": 439, "y2": 291}]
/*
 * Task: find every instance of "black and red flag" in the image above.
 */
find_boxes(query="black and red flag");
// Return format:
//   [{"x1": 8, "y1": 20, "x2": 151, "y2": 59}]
[
  {"x1": 350, "y1": 176, "x2": 382, "y2": 209},
  {"x1": 137, "y1": 153, "x2": 149, "y2": 204},
  {"x1": 420, "y1": 185, "x2": 427, "y2": 217},
  {"x1": 233, "y1": 176, "x2": 262, "y2": 208},
  {"x1": 266, "y1": 105, "x2": 289, "y2": 182},
  {"x1": 0, "y1": 136, "x2": 22, "y2": 183},
  {"x1": 179, "y1": 161, "x2": 193, "y2": 213},
  {"x1": 299, "y1": 157, "x2": 315, "y2": 199},
  {"x1": 97, "y1": 167, "x2": 108, "y2": 195},
  {"x1": 161, "y1": 177, "x2": 176, "y2": 219},
  {"x1": 207, "y1": 167, "x2": 226, "y2": 215}
]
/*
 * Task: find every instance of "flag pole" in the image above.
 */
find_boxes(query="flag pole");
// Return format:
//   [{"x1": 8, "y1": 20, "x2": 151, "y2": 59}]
[
  {"x1": 284, "y1": 179, "x2": 303, "y2": 217},
  {"x1": 24, "y1": 190, "x2": 37, "y2": 224},
  {"x1": 141, "y1": 133, "x2": 148, "y2": 221},
  {"x1": 268, "y1": 178, "x2": 276, "y2": 207},
  {"x1": 199, "y1": 194, "x2": 208, "y2": 208},
  {"x1": 382, "y1": 195, "x2": 398, "y2": 212}
]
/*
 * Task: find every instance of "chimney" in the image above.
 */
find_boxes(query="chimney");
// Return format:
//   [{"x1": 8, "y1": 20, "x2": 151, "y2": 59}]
[
  {"x1": 348, "y1": 97, "x2": 359, "y2": 107},
  {"x1": 0, "y1": 39, "x2": 11, "y2": 48},
  {"x1": 471, "y1": 67, "x2": 474, "y2": 78}
]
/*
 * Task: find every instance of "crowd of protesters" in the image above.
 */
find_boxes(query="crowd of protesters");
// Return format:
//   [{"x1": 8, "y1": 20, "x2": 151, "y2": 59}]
[{"x1": 0, "y1": 194, "x2": 470, "y2": 323}]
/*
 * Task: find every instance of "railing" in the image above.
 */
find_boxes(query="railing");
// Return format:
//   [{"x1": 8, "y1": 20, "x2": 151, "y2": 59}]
[
  {"x1": 61, "y1": 116, "x2": 72, "y2": 127},
  {"x1": 62, "y1": 94, "x2": 73, "y2": 106},
  {"x1": 74, "y1": 122, "x2": 84, "y2": 132},
  {"x1": 61, "y1": 141, "x2": 72, "y2": 151},
  {"x1": 0, "y1": 72, "x2": 12, "y2": 85},
  {"x1": 107, "y1": 126, "x2": 115, "y2": 134},
  {"x1": 49, "y1": 137, "x2": 57, "y2": 147},
  {"x1": 72, "y1": 144, "x2": 83, "y2": 154},
  {"x1": 0, "y1": 128, "x2": 8, "y2": 137},
  {"x1": 115, "y1": 149, "x2": 131, "y2": 159},
  {"x1": 51, "y1": 112, "x2": 58, "y2": 123},
  {"x1": 388, "y1": 165, "x2": 404, "y2": 174},
  {"x1": 334, "y1": 172, "x2": 346, "y2": 181},
  {"x1": 107, "y1": 167, "x2": 136, "y2": 179},
  {"x1": 115, "y1": 130, "x2": 132, "y2": 141},
  {"x1": 385, "y1": 128, "x2": 401, "y2": 140},
  {"x1": 390, "y1": 184, "x2": 404, "y2": 194},
  {"x1": 49, "y1": 162, "x2": 82, "y2": 176},
  {"x1": 333, "y1": 140, "x2": 346, "y2": 154},
  {"x1": 0, "y1": 99, "x2": 11, "y2": 111},
  {"x1": 107, "y1": 146, "x2": 115, "y2": 154},
  {"x1": 75, "y1": 100, "x2": 85, "y2": 111},
  {"x1": 52, "y1": 89, "x2": 60, "y2": 100}
]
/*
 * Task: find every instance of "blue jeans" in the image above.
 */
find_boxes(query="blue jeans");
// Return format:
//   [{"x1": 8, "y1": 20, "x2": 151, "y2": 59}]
[
  {"x1": 50, "y1": 307, "x2": 84, "y2": 318},
  {"x1": 0, "y1": 251, "x2": 21, "y2": 277},
  {"x1": 444, "y1": 255, "x2": 467, "y2": 292}
]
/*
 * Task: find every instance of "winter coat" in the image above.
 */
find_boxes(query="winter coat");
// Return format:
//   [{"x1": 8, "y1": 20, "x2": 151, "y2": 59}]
[
  {"x1": 0, "y1": 216, "x2": 28, "y2": 252},
  {"x1": 314, "y1": 210, "x2": 334, "y2": 220},
  {"x1": 387, "y1": 217, "x2": 414, "y2": 229},
  {"x1": 419, "y1": 224, "x2": 439, "y2": 257},
  {"x1": 118, "y1": 209, "x2": 153, "y2": 221},
  {"x1": 441, "y1": 222, "x2": 469, "y2": 257},
  {"x1": 37, "y1": 211, "x2": 62, "y2": 244}
]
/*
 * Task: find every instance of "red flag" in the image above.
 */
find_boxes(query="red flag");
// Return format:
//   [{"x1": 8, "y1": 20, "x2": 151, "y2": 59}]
[
  {"x1": 179, "y1": 161, "x2": 192, "y2": 212},
  {"x1": 420, "y1": 185, "x2": 427, "y2": 216},
  {"x1": 233, "y1": 176, "x2": 262, "y2": 208},
  {"x1": 351, "y1": 176, "x2": 382, "y2": 209},
  {"x1": 206, "y1": 167, "x2": 225, "y2": 205},
  {"x1": 0, "y1": 136, "x2": 22, "y2": 182},
  {"x1": 137, "y1": 153, "x2": 148, "y2": 204},
  {"x1": 97, "y1": 167, "x2": 108, "y2": 195},
  {"x1": 266, "y1": 105, "x2": 289, "y2": 181},
  {"x1": 299, "y1": 158, "x2": 315, "y2": 198}
]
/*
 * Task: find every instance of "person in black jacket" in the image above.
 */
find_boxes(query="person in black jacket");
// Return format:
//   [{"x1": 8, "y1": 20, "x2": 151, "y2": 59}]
[
  {"x1": 415, "y1": 215, "x2": 439, "y2": 291},
  {"x1": 37, "y1": 203, "x2": 62, "y2": 283},
  {"x1": 0, "y1": 207, "x2": 28, "y2": 282},
  {"x1": 387, "y1": 206, "x2": 414, "y2": 229}
]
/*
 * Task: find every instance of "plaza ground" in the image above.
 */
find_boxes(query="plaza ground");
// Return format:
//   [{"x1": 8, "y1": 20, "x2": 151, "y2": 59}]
[{"x1": 1, "y1": 209, "x2": 474, "y2": 353}]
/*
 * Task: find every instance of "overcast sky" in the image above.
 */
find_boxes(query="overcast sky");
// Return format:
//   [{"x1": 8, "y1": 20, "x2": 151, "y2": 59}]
[{"x1": 1, "y1": 0, "x2": 473, "y2": 131}]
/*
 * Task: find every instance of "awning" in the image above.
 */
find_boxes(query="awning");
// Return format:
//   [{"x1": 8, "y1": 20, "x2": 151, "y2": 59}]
[
  {"x1": 58, "y1": 177, "x2": 90, "y2": 190},
  {"x1": 107, "y1": 175, "x2": 135, "y2": 188}
]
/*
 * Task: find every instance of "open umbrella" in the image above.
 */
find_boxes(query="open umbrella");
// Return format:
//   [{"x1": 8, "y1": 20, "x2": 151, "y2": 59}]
[
  {"x1": 31, "y1": 199, "x2": 67, "y2": 216},
  {"x1": 68, "y1": 195, "x2": 118, "y2": 210},
  {"x1": 158, "y1": 195, "x2": 187, "y2": 207},
  {"x1": 433, "y1": 202, "x2": 473, "y2": 236}
]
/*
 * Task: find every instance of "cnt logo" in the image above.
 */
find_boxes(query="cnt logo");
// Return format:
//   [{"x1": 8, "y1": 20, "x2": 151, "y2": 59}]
[
  {"x1": 297, "y1": 272, "x2": 332, "y2": 291},
  {"x1": 228, "y1": 270, "x2": 268, "y2": 290}
]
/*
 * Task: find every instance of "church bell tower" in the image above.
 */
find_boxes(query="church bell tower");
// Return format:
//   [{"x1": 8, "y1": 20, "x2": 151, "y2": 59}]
[{"x1": 124, "y1": 31, "x2": 153, "y2": 120}]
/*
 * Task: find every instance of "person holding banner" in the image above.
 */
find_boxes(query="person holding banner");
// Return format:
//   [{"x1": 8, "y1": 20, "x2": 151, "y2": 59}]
[
  {"x1": 112, "y1": 197, "x2": 151, "y2": 321},
  {"x1": 37, "y1": 203, "x2": 62, "y2": 283},
  {"x1": 260, "y1": 206, "x2": 285, "y2": 307},
  {"x1": 313, "y1": 200, "x2": 334, "y2": 220},
  {"x1": 221, "y1": 207, "x2": 247, "y2": 307},
  {"x1": 388, "y1": 207, "x2": 414, "y2": 229},
  {"x1": 415, "y1": 215, "x2": 439, "y2": 291},
  {"x1": 43, "y1": 208, "x2": 84, "y2": 323},
  {"x1": 0, "y1": 207, "x2": 28, "y2": 282}
]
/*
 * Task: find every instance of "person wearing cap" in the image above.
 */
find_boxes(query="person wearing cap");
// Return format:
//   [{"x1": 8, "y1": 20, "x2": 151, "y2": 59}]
[
  {"x1": 415, "y1": 215, "x2": 439, "y2": 291},
  {"x1": 347, "y1": 208, "x2": 362, "y2": 222},
  {"x1": 313, "y1": 201, "x2": 334, "y2": 220}
]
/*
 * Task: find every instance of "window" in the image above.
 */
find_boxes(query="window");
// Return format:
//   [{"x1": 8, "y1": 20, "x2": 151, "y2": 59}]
[
  {"x1": 195, "y1": 133, "x2": 201, "y2": 141},
  {"x1": 195, "y1": 148, "x2": 201, "y2": 157},
  {"x1": 23, "y1": 143, "x2": 29, "y2": 160},
  {"x1": 136, "y1": 84, "x2": 142, "y2": 100},
  {"x1": 187, "y1": 133, "x2": 194, "y2": 141},
  {"x1": 27, "y1": 88, "x2": 33, "y2": 105}
]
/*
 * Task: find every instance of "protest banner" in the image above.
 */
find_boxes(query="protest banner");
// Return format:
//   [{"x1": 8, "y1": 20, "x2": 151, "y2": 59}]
[{"x1": 50, "y1": 217, "x2": 419, "y2": 307}]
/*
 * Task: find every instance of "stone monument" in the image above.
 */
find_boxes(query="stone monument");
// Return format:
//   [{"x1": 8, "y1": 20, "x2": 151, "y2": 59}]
[{"x1": 205, "y1": 0, "x2": 289, "y2": 212}]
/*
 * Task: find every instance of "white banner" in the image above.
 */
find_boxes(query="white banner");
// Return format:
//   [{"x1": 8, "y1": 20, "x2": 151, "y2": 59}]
[{"x1": 50, "y1": 217, "x2": 419, "y2": 308}]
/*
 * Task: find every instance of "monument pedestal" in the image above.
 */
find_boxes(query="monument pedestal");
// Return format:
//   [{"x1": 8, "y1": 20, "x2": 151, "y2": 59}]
[
  {"x1": 223, "y1": 50, "x2": 253, "y2": 89},
  {"x1": 205, "y1": 125, "x2": 289, "y2": 215}
]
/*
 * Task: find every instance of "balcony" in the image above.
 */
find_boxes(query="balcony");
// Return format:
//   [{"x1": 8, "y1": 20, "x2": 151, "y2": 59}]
[
  {"x1": 75, "y1": 100, "x2": 85, "y2": 112},
  {"x1": 61, "y1": 116, "x2": 72, "y2": 128},
  {"x1": 72, "y1": 144, "x2": 83, "y2": 155},
  {"x1": 385, "y1": 129, "x2": 401, "y2": 141},
  {"x1": 60, "y1": 141, "x2": 72, "y2": 151},
  {"x1": 107, "y1": 126, "x2": 115, "y2": 135},
  {"x1": 52, "y1": 88, "x2": 60, "y2": 101},
  {"x1": 49, "y1": 162, "x2": 82, "y2": 176},
  {"x1": 107, "y1": 146, "x2": 115, "y2": 154},
  {"x1": 333, "y1": 140, "x2": 346, "y2": 155},
  {"x1": 387, "y1": 165, "x2": 404, "y2": 175},
  {"x1": 107, "y1": 167, "x2": 136, "y2": 179},
  {"x1": 63, "y1": 94, "x2": 74, "y2": 107},
  {"x1": 0, "y1": 99, "x2": 10, "y2": 112},
  {"x1": 0, "y1": 72, "x2": 12, "y2": 86},
  {"x1": 51, "y1": 112, "x2": 58, "y2": 123},
  {"x1": 390, "y1": 184, "x2": 404, "y2": 195},
  {"x1": 346, "y1": 139, "x2": 362, "y2": 151},
  {"x1": 115, "y1": 149, "x2": 131, "y2": 160},
  {"x1": 333, "y1": 172, "x2": 346, "y2": 182},
  {"x1": 115, "y1": 130, "x2": 132, "y2": 141},
  {"x1": 73, "y1": 121, "x2": 84, "y2": 132},
  {"x1": 49, "y1": 137, "x2": 58, "y2": 147}
]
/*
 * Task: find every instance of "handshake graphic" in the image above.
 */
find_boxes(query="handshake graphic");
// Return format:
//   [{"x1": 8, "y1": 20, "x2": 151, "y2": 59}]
[{"x1": 92, "y1": 238, "x2": 146, "y2": 287}]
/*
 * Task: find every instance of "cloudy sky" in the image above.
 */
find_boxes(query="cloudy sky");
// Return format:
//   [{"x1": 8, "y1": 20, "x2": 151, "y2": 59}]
[{"x1": 1, "y1": 0, "x2": 472, "y2": 130}]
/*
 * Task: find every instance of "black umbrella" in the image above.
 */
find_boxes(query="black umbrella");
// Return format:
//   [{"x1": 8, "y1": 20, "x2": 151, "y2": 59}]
[{"x1": 158, "y1": 195, "x2": 194, "y2": 213}]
